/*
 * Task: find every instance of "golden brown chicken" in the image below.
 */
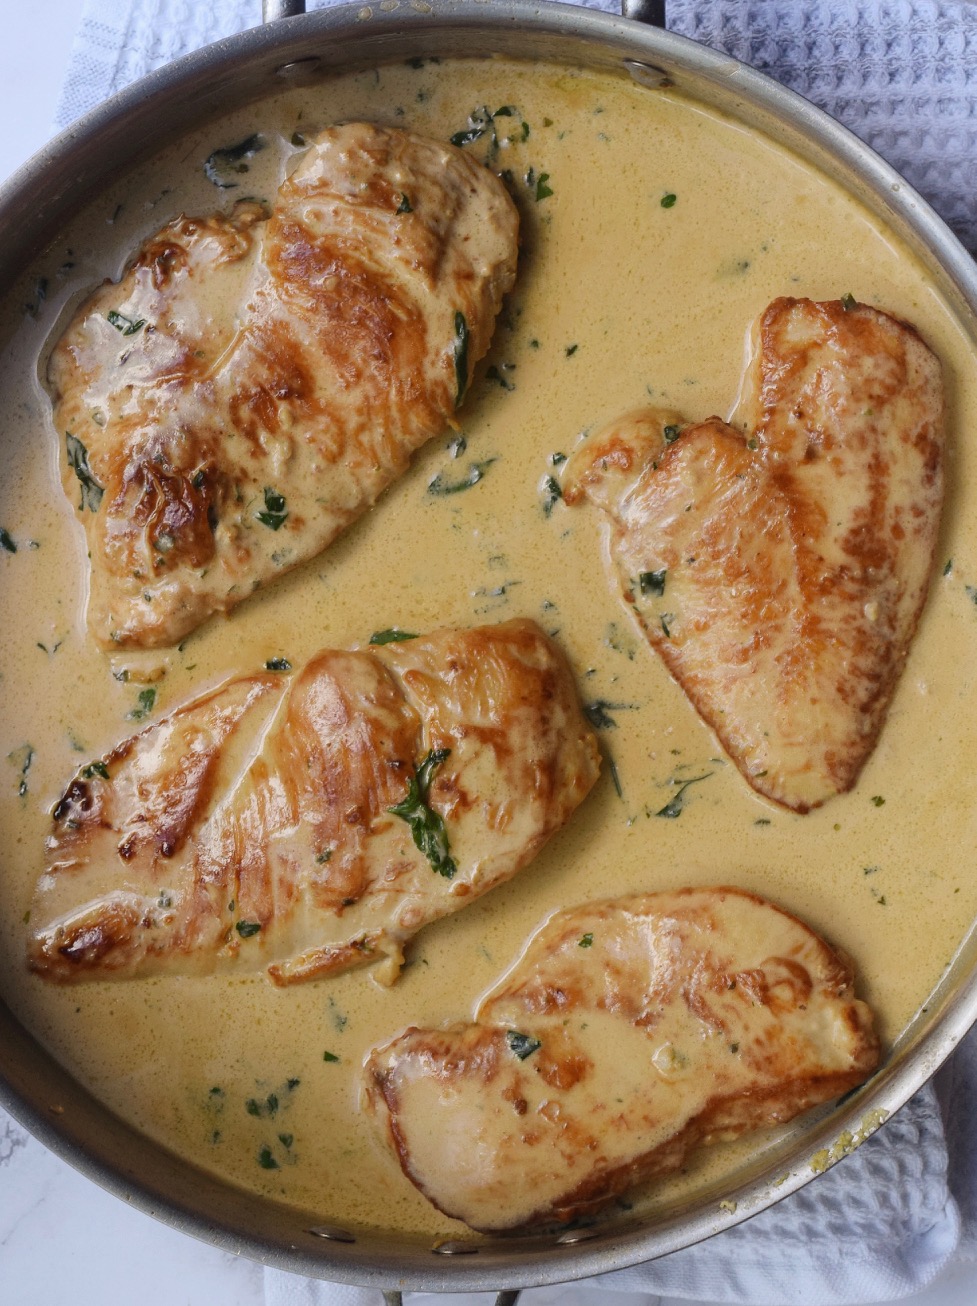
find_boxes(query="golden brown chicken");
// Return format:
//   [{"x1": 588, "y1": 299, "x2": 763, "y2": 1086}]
[
  {"x1": 563, "y1": 298, "x2": 944, "y2": 812},
  {"x1": 29, "y1": 620, "x2": 599, "y2": 985},
  {"x1": 365, "y1": 886, "x2": 880, "y2": 1231},
  {"x1": 48, "y1": 122, "x2": 519, "y2": 649}
]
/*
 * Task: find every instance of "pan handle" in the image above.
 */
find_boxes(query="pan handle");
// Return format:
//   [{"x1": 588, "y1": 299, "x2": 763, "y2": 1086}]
[
  {"x1": 262, "y1": 0, "x2": 665, "y2": 26},
  {"x1": 382, "y1": 1295, "x2": 521, "y2": 1306},
  {"x1": 621, "y1": 0, "x2": 667, "y2": 24},
  {"x1": 263, "y1": 0, "x2": 306, "y2": 20}
]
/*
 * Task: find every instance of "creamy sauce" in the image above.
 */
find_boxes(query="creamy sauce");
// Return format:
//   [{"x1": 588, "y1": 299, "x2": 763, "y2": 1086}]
[{"x1": 2, "y1": 58, "x2": 977, "y2": 1239}]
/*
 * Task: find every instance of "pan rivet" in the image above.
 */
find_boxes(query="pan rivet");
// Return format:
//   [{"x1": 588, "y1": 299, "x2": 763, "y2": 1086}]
[
  {"x1": 624, "y1": 60, "x2": 672, "y2": 89},
  {"x1": 277, "y1": 57, "x2": 322, "y2": 79},
  {"x1": 555, "y1": 1227, "x2": 598, "y2": 1245},
  {"x1": 307, "y1": 1223, "x2": 356, "y2": 1243},
  {"x1": 431, "y1": 1238, "x2": 480, "y2": 1255}
]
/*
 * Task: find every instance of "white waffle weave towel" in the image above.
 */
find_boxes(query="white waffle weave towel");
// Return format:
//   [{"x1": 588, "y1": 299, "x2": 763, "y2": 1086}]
[{"x1": 50, "y1": 2, "x2": 977, "y2": 1303}]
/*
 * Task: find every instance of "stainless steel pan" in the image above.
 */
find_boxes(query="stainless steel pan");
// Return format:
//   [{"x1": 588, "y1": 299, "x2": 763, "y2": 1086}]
[{"x1": 1, "y1": 0, "x2": 976, "y2": 1298}]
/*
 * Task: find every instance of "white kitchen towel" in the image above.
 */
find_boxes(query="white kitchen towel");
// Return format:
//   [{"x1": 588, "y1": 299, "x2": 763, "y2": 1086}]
[
  {"x1": 50, "y1": 2, "x2": 977, "y2": 1304},
  {"x1": 259, "y1": 1068, "x2": 966, "y2": 1306}
]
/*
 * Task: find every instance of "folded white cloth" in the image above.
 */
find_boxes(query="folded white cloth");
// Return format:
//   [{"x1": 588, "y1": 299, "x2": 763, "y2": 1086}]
[{"x1": 50, "y1": 3, "x2": 977, "y2": 1304}]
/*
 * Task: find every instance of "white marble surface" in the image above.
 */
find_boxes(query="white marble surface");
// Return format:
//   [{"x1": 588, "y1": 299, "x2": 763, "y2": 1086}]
[{"x1": 2, "y1": 4, "x2": 977, "y2": 1305}]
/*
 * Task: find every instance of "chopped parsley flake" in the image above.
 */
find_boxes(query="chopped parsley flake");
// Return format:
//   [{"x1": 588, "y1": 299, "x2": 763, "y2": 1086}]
[
  {"x1": 660, "y1": 192, "x2": 677, "y2": 208},
  {"x1": 66, "y1": 433, "x2": 105, "y2": 512},
  {"x1": 654, "y1": 772, "x2": 713, "y2": 819},
  {"x1": 256, "y1": 487, "x2": 288, "y2": 531},
  {"x1": 506, "y1": 1030, "x2": 542, "y2": 1060},
  {"x1": 107, "y1": 309, "x2": 147, "y2": 336},
  {"x1": 126, "y1": 687, "x2": 156, "y2": 720},
  {"x1": 428, "y1": 459, "x2": 495, "y2": 496},
  {"x1": 452, "y1": 311, "x2": 470, "y2": 406},
  {"x1": 204, "y1": 134, "x2": 265, "y2": 188},
  {"x1": 369, "y1": 628, "x2": 419, "y2": 645},
  {"x1": 236, "y1": 919, "x2": 261, "y2": 938},
  {"x1": 388, "y1": 748, "x2": 456, "y2": 878},
  {"x1": 639, "y1": 569, "x2": 667, "y2": 597}
]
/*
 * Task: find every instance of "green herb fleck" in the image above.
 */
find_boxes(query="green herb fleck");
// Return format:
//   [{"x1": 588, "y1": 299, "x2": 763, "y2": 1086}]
[
  {"x1": 0, "y1": 528, "x2": 16, "y2": 553},
  {"x1": 257, "y1": 1146, "x2": 279, "y2": 1170},
  {"x1": 578, "y1": 933, "x2": 594, "y2": 948},
  {"x1": 943, "y1": 558, "x2": 953, "y2": 576},
  {"x1": 583, "y1": 700, "x2": 636, "y2": 730},
  {"x1": 871, "y1": 795, "x2": 885, "y2": 807},
  {"x1": 9, "y1": 743, "x2": 33, "y2": 797},
  {"x1": 655, "y1": 772, "x2": 713, "y2": 819},
  {"x1": 236, "y1": 920, "x2": 261, "y2": 938},
  {"x1": 484, "y1": 363, "x2": 515, "y2": 391},
  {"x1": 107, "y1": 309, "x2": 146, "y2": 336},
  {"x1": 452, "y1": 311, "x2": 470, "y2": 406},
  {"x1": 841, "y1": 292, "x2": 858, "y2": 312},
  {"x1": 81, "y1": 760, "x2": 109, "y2": 780},
  {"x1": 278, "y1": 1133, "x2": 293, "y2": 1149},
  {"x1": 660, "y1": 192, "x2": 677, "y2": 208},
  {"x1": 66, "y1": 433, "x2": 104, "y2": 512},
  {"x1": 126, "y1": 687, "x2": 157, "y2": 721},
  {"x1": 247, "y1": 1093, "x2": 277, "y2": 1118},
  {"x1": 639, "y1": 569, "x2": 667, "y2": 597},
  {"x1": 204, "y1": 134, "x2": 265, "y2": 188},
  {"x1": 535, "y1": 172, "x2": 553, "y2": 201},
  {"x1": 396, "y1": 193, "x2": 413, "y2": 213},
  {"x1": 290, "y1": 131, "x2": 306, "y2": 147},
  {"x1": 565, "y1": 343, "x2": 578, "y2": 357},
  {"x1": 388, "y1": 748, "x2": 456, "y2": 878},
  {"x1": 541, "y1": 474, "x2": 562, "y2": 516},
  {"x1": 449, "y1": 104, "x2": 529, "y2": 164},
  {"x1": 506, "y1": 1030, "x2": 542, "y2": 1060},
  {"x1": 369, "y1": 628, "x2": 419, "y2": 645},
  {"x1": 257, "y1": 486, "x2": 288, "y2": 531},
  {"x1": 323, "y1": 1051, "x2": 340, "y2": 1063},
  {"x1": 428, "y1": 459, "x2": 495, "y2": 496},
  {"x1": 265, "y1": 657, "x2": 292, "y2": 672},
  {"x1": 663, "y1": 424, "x2": 681, "y2": 443}
]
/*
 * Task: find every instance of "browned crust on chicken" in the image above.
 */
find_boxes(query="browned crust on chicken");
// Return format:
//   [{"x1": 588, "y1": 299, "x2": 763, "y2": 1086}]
[
  {"x1": 364, "y1": 886, "x2": 880, "y2": 1231},
  {"x1": 563, "y1": 298, "x2": 944, "y2": 811},
  {"x1": 28, "y1": 620, "x2": 600, "y2": 985},
  {"x1": 47, "y1": 123, "x2": 519, "y2": 648}
]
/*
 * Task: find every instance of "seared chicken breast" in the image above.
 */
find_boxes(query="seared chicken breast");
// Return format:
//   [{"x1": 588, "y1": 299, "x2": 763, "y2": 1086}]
[
  {"x1": 365, "y1": 886, "x2": 880, "y2": 1232},
  {"x1": 563, "y1": 298, "x2": 944, "y2": 811},
  {"x1": 29, "y1": 620, "x2": 599, "y2": 985},
  {"x1": 48, "y1": 123, "x2": 519, "y2": 649}
]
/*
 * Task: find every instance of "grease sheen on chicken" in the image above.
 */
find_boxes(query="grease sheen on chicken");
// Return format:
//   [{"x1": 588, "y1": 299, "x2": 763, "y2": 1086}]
[
  {"x1": 365, "y1": 886, "x2": 880, "y2": 1232},
  {"x1": 563, "y1": 298, "x2": 944, "y2": 812},
  {"x1": 47, "y1": 123, "x2": 519, "y2": 648},
  {"x1": 28, "y1": 620, "x2": 600, "y2": 985}
]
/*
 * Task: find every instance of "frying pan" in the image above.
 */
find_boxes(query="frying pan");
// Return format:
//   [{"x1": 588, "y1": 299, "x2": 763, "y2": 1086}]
[{"x1": 1, "y1": 0, "x2": 976, "y2": 1300}]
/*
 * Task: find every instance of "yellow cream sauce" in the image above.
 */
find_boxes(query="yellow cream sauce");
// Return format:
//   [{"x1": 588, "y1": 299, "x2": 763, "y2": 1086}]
[{"x1": 1, "y1": 57, "x2": 977, "y2": 1239}]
